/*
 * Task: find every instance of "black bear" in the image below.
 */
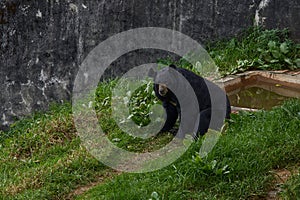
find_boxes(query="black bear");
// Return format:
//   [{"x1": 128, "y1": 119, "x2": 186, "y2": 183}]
[{"x1": 149, "y1": 64, "x2": 231, "y2": 139}]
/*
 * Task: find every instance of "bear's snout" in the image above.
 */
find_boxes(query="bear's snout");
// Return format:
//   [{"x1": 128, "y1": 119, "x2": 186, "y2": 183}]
[{"x1": 158, "y1": 84, "x2": 168, "y2": 96}]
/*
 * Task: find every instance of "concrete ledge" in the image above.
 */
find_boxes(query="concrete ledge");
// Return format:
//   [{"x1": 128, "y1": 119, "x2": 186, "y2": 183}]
[{"x1": 217, "y1": 70, "x2": 300, "y2": 92}]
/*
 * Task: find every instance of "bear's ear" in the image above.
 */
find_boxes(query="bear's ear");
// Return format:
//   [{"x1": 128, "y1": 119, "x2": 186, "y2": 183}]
[
  {"x1": 148, "y1": 68, "x2": 157, "y2": 78},
  {"x1": 169, "y1": 64, "x2": 177, "y2": 69}
]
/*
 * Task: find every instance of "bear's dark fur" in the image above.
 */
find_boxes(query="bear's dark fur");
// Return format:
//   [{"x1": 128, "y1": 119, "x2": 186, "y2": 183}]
[{"x1": 149, "y1": 64, "x2": 231, "y2": 138}]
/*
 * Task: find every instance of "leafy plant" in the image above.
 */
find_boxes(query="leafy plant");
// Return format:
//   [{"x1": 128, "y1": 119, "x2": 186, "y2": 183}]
[
  {"x1": 128, "y1": 80, "x2": 158, "y2": 127},
  {"x1": 206, "y1": 27, "x2": 300, "y2": 75},
  {"x1": 188, "y1": 152, "x2": 230, "y2": 177}
]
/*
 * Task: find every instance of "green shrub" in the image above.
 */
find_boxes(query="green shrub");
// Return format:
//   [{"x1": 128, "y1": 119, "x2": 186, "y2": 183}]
[{"x1": 206, "y1": 27, "x2": 300, "y2": 75}]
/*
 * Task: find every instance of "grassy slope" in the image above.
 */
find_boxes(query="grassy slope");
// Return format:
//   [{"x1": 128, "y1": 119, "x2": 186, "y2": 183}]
[
  {"x1": 0, "y1": 104, "x2": 110, "y2": 200},
  {"x1": 1, "y1": 99, "x2": 299, "y2": 199},
  {"x1": 76, "y1": 99, "x2": 300, "y2": 200}
]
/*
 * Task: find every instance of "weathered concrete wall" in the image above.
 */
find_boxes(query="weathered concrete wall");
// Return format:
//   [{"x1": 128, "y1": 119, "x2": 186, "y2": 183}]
[{"x1": 0, "y1": 0, "x2": 299, "y2": 129}]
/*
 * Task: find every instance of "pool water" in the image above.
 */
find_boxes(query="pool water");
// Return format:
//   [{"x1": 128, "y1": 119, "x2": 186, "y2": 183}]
[
  {"x1": 229, "y1": 87, "x2": 290, "y2": 110},
  {"x1": 227, "y1": 79, "x2": 300, "y2": 110}
]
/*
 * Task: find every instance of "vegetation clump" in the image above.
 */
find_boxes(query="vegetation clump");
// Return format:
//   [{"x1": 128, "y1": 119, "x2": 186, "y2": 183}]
[{"x1": 207, "y1": 27, "x2": 300, "y2": 75}]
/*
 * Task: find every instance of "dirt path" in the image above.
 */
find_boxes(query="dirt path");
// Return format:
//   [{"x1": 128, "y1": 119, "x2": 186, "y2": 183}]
[
  {"x1": 65, "y1": 170, "x2": 122, "y2": 200},
  {"x1": 267, "y1": 168, "x2": 298, "y2": 199}
]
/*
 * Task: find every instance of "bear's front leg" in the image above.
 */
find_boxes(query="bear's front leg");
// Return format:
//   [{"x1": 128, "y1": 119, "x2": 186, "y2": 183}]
[
  {"x1": 198, "y1": 107, "x2": 212, "y2": 136},
  {"x1": 160, "y1": 101, "x2": 178, "y2": 132}
]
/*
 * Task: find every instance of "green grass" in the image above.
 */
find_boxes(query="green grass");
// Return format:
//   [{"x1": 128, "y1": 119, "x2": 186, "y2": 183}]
[
  {"x1": 1, "y1": 86, "x2": 299, "y2": 199},
  {"x1": 281, "y1": 169, "x2": 300, "y2": 199},
  {"x1": 76, "y1": 99, "x2": 300, "y2": 200},
  {"x1": 0, "y1": 79, "x2": 174, "y2": 199},
  {"x1": 0, "y1": 104, "x2": 111, "y2": 200}
]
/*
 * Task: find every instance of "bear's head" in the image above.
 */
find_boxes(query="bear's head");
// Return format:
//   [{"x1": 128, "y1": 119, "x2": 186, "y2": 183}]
[
  {"x1": 157, "y1": 84, "x2": 168, "y2": 96},
  {"x1": 149, "y1": 64, "x2": 178, "y2": 97}
]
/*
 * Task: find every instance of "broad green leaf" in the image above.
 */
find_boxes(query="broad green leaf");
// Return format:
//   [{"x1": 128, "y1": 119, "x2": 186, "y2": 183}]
[
  {"x1": 270, "y1": 59, "x2": 279, "y2": 63},
  {"x1": 271, "y1": 50, "x2": 281, "y2": 59},
  {"x1": 280, "y1": 42, "x2": 289, "y2": 54},
  {"x1": 268, "y1": 41, "x2": 277, "y2": 49},
  {"x1": 284, "y1": 58, "x2": 293, "y2": 65},
  {"x1": 294, "y1": 59, "x2": 300, "y2": 68}
]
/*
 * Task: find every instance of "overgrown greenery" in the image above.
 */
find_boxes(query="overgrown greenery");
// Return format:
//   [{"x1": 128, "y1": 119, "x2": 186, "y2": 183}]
[
  {"x1": 76, "y1": 99, "x2": 300, "y2": 200},
  {"x1": 206, "y1": 27, "x2": 300, "y2": 75},
  {"x1": 93, "y1": 79, "x2": 172, "y2": 153},
  {"x1": 157, "y1": 27, "x2": 300, "y2": 77}
]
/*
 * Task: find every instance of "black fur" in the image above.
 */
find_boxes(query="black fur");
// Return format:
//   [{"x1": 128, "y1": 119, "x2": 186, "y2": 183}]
[{"x1": 150, "y1": 64, "x2": 231, "y2": 138}]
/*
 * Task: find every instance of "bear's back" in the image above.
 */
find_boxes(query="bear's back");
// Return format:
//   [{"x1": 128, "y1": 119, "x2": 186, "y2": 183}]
[{"x1": 176, "y1": 68, "x2": 211, "y2": 110}]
